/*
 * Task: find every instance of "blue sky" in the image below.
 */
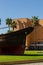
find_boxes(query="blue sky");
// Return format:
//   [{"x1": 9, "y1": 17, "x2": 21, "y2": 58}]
[{"x1": 0, "y1": 0, "x2": 43, "y2": 34}]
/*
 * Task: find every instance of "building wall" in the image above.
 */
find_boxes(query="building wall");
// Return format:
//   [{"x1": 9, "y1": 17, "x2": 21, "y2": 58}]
[
  {"x1": 26, "y1": 34, "x2": 31, "y2": 47},
  {"x1": 29, "y1": 19, "x2": 43, "y2": 49},
  {"x1": 13, "y1": 18, "x2": 32, "y2": 31},
  {"x1": 30, "y1": 25, "x2": 43, "y2": 43},
  {"x1": 13, "y1": 18, "x2": 43, "y2": 48}
]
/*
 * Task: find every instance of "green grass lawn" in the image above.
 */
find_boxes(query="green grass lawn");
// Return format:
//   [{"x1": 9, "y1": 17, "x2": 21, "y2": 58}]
[
  {"x1": 25, "y1": 50, "x2": 43, "y2": 55},
  {"x1": 0, "y1": 50, "x2": 43, "y2": 62},
  {"x1": 0, "y1": 55, "x2": 43, "y2": 62}
]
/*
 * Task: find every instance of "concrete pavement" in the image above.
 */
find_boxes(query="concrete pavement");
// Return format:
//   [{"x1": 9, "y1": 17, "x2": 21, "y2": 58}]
[{"x1": 14, "y1": 62, "x2": 43, "y2": 65}]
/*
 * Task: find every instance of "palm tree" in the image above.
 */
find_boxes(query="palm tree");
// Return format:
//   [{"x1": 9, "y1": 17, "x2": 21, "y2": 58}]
[
  {"x1": 31, "y1": 16, "x2": 39, "y2": 49},
  {"x1": 32, "y1": 16, "x2": 39, "y2": 26},
  {"x1": 11, "y1": 21, "x2": 17, "y2": 30},
  {"x1": 6, "y1": 18, "x2": 12, "y2": 31}
]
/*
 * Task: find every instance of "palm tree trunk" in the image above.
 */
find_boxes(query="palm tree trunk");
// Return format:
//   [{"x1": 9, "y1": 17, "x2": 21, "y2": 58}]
[{"x1": 8, "y1": 25, "x2": 10, "y2": 31}]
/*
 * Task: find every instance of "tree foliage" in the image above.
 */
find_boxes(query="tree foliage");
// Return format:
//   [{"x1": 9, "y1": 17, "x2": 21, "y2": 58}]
[
  {"x1": 6, "y1": 18, "x2": 17, "y2": 31},
  {"x1": 11, "y1": 21, "x2": 17, "y2": 30},
  {"x1": 32, "y1": 16, "x2": 39, "y2": 26},
  {"x1": 6, "y1": 18, "x2": 12, "y2": 26}
]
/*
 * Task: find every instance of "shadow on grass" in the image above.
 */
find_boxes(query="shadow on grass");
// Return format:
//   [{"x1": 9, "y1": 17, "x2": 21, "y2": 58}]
[
  {"x1": 17, "y1": 54, "x2": 43, "y2": 56},
  {"x1": 1, "y1": 54, "x2": 43, "y2": 56}
]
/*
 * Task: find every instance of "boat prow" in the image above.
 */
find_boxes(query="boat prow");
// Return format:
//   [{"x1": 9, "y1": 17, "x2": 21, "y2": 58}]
[{"x1": 0, "y1": 27, "x2": 34, "y2": 55}]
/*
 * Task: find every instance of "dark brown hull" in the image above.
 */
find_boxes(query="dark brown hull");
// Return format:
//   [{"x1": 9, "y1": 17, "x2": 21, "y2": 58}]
[
  {"x1": 0, "y1": 27, "x2": 34, "y2": 55},
  {"x1": 0, "y1": 45, "x2": 25, "y2": 55}
]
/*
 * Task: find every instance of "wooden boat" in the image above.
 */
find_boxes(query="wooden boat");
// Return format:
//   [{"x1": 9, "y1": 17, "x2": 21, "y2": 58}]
[{"x1": 0, "y1": 27, "x2": 34, "y2": 55}]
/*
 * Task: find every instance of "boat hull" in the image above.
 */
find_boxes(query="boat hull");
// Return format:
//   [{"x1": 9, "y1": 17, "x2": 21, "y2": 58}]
[
  {"x1": 0, "y1": 27, "x2": 34, "y2": 55},
  {"x1": 0, "y1": 45, "x2": 25, "y2": 55},
  {"x1": 0, "y1": 32, "x2": 26, "y2": 55}
]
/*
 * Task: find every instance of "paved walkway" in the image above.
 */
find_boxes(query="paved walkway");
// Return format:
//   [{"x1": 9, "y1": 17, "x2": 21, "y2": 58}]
[
  {"x1": 14, "y1": 62, "x2": 43, "y2": 65},
  {"x1": 0, "y1": 60, "x2": 43, "y2": 65}
]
